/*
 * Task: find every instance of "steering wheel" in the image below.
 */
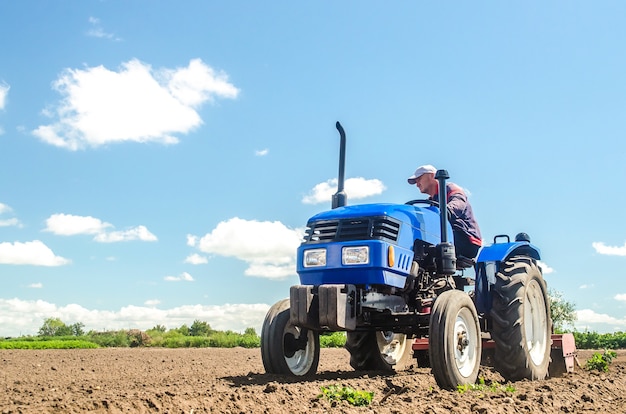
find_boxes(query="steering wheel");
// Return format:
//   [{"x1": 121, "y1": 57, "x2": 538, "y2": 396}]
[{"x1": 405, "y1": 199, "x2": 439, "y2": 207}]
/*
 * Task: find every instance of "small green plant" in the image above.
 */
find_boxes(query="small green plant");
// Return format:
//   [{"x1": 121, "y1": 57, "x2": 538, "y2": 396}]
[
  {"x1": 318, "y1": 384, "x2": 373, "y2": 407},
  {"x1": 457, "y1": 377, "x2": 515, "y2": 394},
  {"x1": 585, "y1": 350, "x2": 618, "y2": 372}
]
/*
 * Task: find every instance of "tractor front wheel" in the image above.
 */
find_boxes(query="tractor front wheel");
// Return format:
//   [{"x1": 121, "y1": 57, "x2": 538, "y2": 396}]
[
  {"x1": 346, "y1": 331, "x2": 413, "y2": 372},
  {"x1": 429, "y1": 289, "x2": 482, "y2": 390},
  {"x1": 490, "y1": 256, "x2": 551, "y2": 381},
  {"x1": 261, "y1": 299, "x2": 320, "y2": 377}
]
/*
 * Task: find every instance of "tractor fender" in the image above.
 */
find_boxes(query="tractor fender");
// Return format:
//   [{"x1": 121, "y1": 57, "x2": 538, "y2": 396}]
[
  {"x1": 474, "y1": 241, "x2": 541, "y2": 314},
  {"x1": 476, "y1": 241, "x2": 541, "y2": 263}
]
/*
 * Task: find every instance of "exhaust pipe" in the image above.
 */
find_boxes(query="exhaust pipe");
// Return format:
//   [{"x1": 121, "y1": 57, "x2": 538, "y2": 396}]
[{"x1": 332, "y1": 121, "x2": 347, "y2": 209}]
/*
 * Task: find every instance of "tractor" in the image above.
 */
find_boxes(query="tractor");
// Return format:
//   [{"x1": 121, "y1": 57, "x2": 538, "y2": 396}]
[{"x1": 261, "y1": 122, "x2": 574, "y2": 389}]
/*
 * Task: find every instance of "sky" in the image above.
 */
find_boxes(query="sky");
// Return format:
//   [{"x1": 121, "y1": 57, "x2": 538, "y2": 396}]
[{"x1": 1, "y1": 1, "x2": 625, "y2": 337}]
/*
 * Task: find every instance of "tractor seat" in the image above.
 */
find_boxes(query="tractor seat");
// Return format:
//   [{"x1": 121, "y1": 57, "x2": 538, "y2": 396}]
[{"x1": 456, "y1": 255, "x2": 476, "y2": 270}]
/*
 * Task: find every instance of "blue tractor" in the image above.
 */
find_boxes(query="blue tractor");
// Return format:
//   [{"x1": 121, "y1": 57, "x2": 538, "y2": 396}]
[{"x1": 261, "y1": 122, "x2": 555, "y2": 389}]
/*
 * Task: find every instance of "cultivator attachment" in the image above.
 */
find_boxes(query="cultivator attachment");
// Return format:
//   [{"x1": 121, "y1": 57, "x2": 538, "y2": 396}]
[
  {"x1": 412, "y1": 333, "x2": 577, "y2": 377},
  {"x1": 548, "y1": 333, "x2": 577, "y2": 376}
]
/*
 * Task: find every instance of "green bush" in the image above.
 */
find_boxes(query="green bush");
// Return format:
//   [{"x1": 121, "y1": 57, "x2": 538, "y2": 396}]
[
  {"x1": 573, "y1": 331, "x2": 626, "y2": 349},
  {"x1": 320, "y1": 331, "x2": 347, "y2": 348},
  {"x1": 585, "y1": 350, "x2": 618, "y2": 372},
  {"x1": 318, "y1": 385, "x2": 373, "y2": 407}
]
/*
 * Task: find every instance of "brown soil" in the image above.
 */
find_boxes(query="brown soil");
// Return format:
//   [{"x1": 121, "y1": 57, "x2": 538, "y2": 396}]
[{"x1": 0, "y1": 347, "x2": 624, "y2": 413}]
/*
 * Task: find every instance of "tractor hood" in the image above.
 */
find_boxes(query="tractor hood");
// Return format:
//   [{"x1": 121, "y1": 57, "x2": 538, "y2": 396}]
[{"x1": 304, "y1": 203, "x2": 447, "y2": 247}]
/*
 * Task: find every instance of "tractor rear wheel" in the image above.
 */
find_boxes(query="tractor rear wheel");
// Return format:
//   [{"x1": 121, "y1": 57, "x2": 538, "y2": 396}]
[
  {"x1": 490, "y1": 256, "x2": 551, "y2": 381},
  {"x1": 261, "y1": 299, "x2": 320, "y2": 377},
  {"x1": 345, "y1": 331, "x2": 413, "y2": 372},
  {"x1": 429, "y1": 289, "x2": 482, "y2": 389}
]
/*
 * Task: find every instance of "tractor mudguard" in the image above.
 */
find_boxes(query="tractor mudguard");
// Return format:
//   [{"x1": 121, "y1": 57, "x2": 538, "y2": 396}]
[{"x1": 474, "y1": 241, "x2": 541, "y2": 315}]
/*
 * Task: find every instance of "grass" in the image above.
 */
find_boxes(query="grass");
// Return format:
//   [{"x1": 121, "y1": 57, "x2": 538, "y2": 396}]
[{"x1": 0, "y1": 339, "x2": 99, "y2": 349}]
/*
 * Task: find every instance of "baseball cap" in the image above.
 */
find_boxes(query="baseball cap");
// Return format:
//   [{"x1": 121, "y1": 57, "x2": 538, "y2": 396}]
[{"x1": 407, "y1": 164, "x2": 436, "y2": 184}]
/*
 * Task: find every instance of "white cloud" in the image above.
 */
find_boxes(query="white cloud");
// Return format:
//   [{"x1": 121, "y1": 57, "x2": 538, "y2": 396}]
[
  {"x1": 86, "y1": 16, "x2": 121, "y2": 41},
  {"x1": 94, "y1": 225, "x2": 158, "y2": 243},
  {"x1": 191, "y1": 217, "x2": 304, "y2": 279},
  {"x1": 0, "y1": 81, "x2": 9, "y2": 109},
  {"x1": 0, "y1": 240, "x2": 70, "y2": 266},
  {"x1": 579, "y1": 284, "x2": 594, "y2": 289},
  {"x1": 33, "y1": 58, "x2": 239, "y2": 150},
  {"x1": 537, "y1": 261, "x2": 554, "y2": 275},
  {"x1": 615, "y1": 294, "x2": 626, "y2": 301},
  {"x1": 0, "y1": 299, "x2": 270, "y2": 337},
  {"x1": 0, "y1": 203, "x2": 20, "y2": 227},
  {"x1": 144, "y1": 299, "x2": 161, "y2": 307},
  {"x1": 302, "y1": 177, "x2": 386, "y2": 204},
  {"x1": 592, "y1": 241, "x2": 626, "y2": 256},
  {"x1": 164, "y1": 272, "x2": 195, "y2": 282},
  {"x1": 255, "y1": 148, "x2": 269, "y2": 156},
  {"x1": 45, "y1": 213, "x2": 112, "y2": 235},
  {"x1": 574, "y1": 309, "x2": 626, "y2": 332},
  {"x1": 184, "y1": 253, "x2": 208, "y2": 264},
  {"x1": 0, "y1": 203, "x2": 12, "y2": 214},
  {"x1": 28, "y1": 283, "x2": 43, "y2": 289},
  {"x1": 44, "y1": 214, "x2": 156, "y2": 243},
  {"x1": 0, "y1": 218, "x2": 20, "y2": 227}
]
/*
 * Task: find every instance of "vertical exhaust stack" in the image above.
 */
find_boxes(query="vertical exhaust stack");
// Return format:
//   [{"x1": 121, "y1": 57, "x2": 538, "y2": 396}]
[
  {"x1": 332, "y1": 121, "x2": 347, "y2": 209},
  {"x1": 435, "y1": 169, "x2": 456, "y2": 274}
]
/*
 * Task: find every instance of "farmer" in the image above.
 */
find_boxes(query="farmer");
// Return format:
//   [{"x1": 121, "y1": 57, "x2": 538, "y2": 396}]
[{"x1": 407, "y1": 164, "x2": 482, "y2": 261}]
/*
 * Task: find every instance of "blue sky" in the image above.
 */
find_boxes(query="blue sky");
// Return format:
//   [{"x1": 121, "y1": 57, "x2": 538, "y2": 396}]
[{"x1": 1, "y1": 1, "x2": 625, "y2": 337}]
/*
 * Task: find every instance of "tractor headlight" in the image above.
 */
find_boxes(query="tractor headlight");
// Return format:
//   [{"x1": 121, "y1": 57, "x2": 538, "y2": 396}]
[
  {"x1": 303, "y1": 248, "x2": 326, "y2": 267},
  {"x1": 342, "y1": 246, "x2": 369, "y2": 265}
]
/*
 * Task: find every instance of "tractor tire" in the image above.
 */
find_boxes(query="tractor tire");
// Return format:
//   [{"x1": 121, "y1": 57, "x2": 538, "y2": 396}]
[
  {"x1": 490, "y1": 256, "x2": 552, "y2": 381},
  {"x1": 260, "y1": 299, "x2": 320, "y2": 377},
  {"x1": 345, "y1": 331, "x2": 413, "y2": 372},
  {"x1": 429, "y1": 289, "x2": 482, "y2": 390}
]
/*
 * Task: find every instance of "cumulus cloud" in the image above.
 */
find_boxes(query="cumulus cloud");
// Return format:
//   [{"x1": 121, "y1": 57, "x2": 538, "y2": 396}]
[
  {"x1": 592, "y1": 241, "x2": 626, "y2": 256},
  {"x1": 45, "y1": 213, "x2": 112, "y2": 235},
  {"x1": 189, "y1": 217, "x2": 304, "y2": 279},
  {"x1": 0, "y1": 81, "x2": 9, "y2": 109},
  {"x1": 302, "y1": 177, "x2": 386, "y2": 204},
  {"x1": 537, "y1": 261, "x2": 554, "y2": 275},
  {"x1": 94, "y1": 226, "x2": 157, "y2": 243},
  {"x1": 144, "y1": 299, "x2": 161, "y2": 307},
  {"x1": 0, "y1": 240, "x2": 70, "y2": 266},
  {"x1": 86, "y1": 16, "x2": 121, "y2": 41},
  {"x1": 574, "y1": 309, "x2": 626, "y2": 332},
  {"x1": 255, "y1": 148, "x2": 269, "y2": 156},
  {"x1": 0, "y1": 203, "x2": 21, "y2": 227},
  {"x1": 164, "y1": 272, "x2": 195, "y2": 282},
  {"x1": 0, "y1": 298, "x2": 270, "y2": 337},
  {"x1": 184, "y1": 253, "x2": 208, "y2": 265},
  {"x1": 33, "y1": 58, "x2": 239, "y2": 150},
  {"x1": 615, "y1": 294, "x2": 626, "y2": 301},
  {"x1": 28, "y1": 283, "x2": 43, "y2": 289},
  {"x1": 44, "y1": 213, "x2": 156, "y2": 243}
]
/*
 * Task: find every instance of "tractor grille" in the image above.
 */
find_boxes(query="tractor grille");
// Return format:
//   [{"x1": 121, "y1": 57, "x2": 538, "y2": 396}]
[{"x1": 304, "y1": 216, "x2": 400, "y2": 244}]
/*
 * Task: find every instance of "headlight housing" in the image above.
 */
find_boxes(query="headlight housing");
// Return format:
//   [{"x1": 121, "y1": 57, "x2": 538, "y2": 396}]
[
  {"x1": 342, "y1": 246, "x2": 369, "y2": 265},
  {"x1": 303, "y1": 248, "x2": 326, "y2": 267}
]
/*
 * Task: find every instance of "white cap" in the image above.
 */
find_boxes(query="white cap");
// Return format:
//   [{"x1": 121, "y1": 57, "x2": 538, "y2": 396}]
[{"x1": 407, "y1": 164, "x2": 436, "y2": 184}]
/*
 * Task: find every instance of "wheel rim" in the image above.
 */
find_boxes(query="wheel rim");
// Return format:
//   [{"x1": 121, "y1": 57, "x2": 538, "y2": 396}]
[
  {"x1": 283, "y1": 325, "x2": 315, "y2": 376},
  {"x1": 454, "y1": 308, "x2": 479, "y2": 378},
  {"x1": 377, "y1": 331, "x2": 407, "y2": 365},
  {"x1": 525, "y1": 279, "x2": 548, "y2": 365}
]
